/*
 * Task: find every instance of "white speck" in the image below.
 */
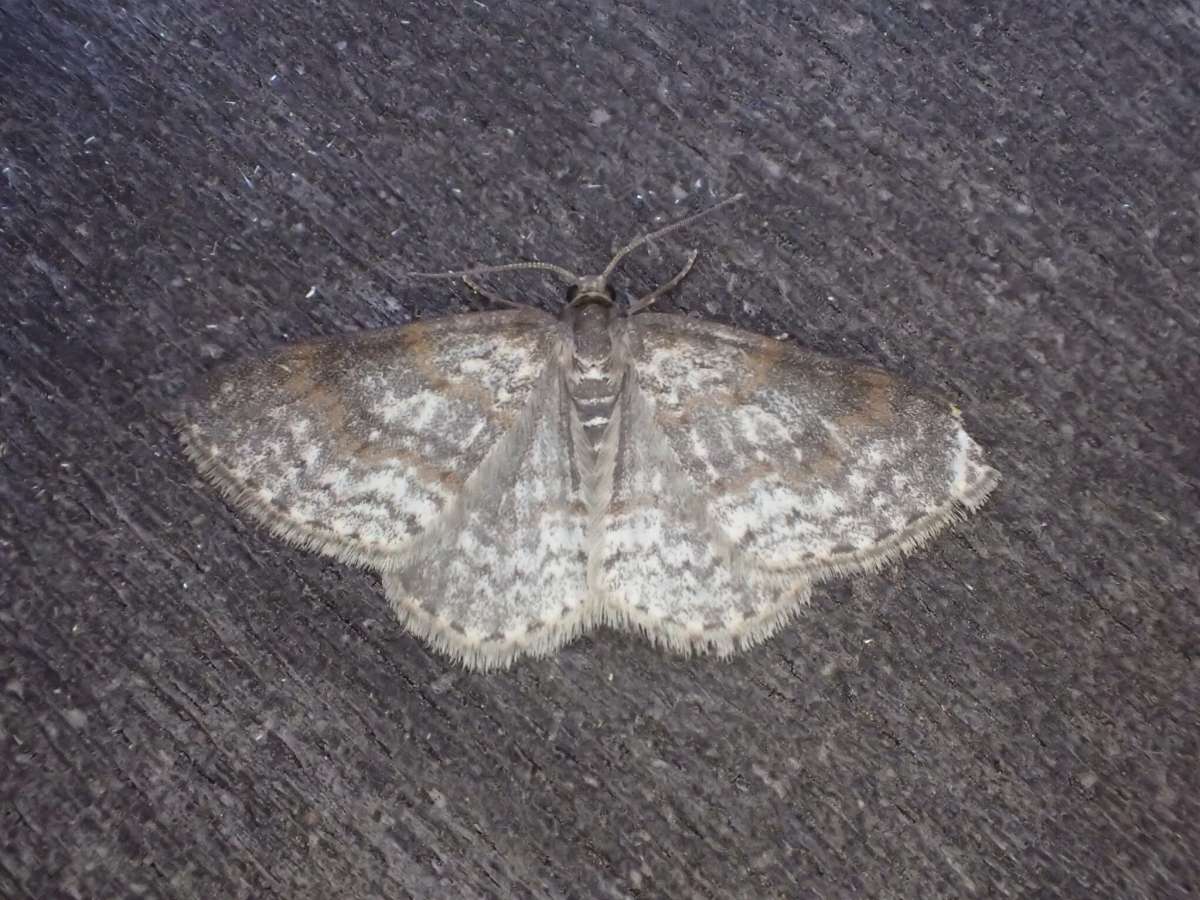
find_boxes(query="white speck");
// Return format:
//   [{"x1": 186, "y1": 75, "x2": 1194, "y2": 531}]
[
  {"x1": 590, "y1": 108, "x2": 611, "y2": 126},
  {"x1": 83, "y1": 135, "x2": 97, "y2": 145},
  {"x1": 305, "y1": 285, "x2": 317, "y2": 299},
  {"x1": 64, "y1": 708, "x2": 88, "y2": 729}
]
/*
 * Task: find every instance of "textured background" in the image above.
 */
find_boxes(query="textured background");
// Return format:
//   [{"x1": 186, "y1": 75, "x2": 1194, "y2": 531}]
[{"x1": 2, "y1": 1, "x2": 1198, "y2": 898}]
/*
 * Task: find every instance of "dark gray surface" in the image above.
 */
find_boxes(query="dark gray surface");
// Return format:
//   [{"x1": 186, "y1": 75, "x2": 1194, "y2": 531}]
[{"x1": 2, "y1": 1, "x2": 1197, "y2": 897}]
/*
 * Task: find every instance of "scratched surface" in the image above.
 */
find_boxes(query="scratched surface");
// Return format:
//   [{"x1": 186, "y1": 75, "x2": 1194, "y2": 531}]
[{"x1": 2, "y1": 1, "x2": 1198, "y2": 897}]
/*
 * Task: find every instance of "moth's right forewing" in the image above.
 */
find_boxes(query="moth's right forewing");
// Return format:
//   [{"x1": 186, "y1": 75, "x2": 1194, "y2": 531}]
[
  {"x1": 179, "y1": 309, "x2": 561, "y2": 569},
  {"x1": 630, "y1": 314, "x2": 999, "y2": 583}
]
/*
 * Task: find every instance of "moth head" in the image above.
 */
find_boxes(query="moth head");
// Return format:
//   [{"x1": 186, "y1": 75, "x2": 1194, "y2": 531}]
[{"x1": 565, "y1": 275, "x2": 618, "y2": 310}]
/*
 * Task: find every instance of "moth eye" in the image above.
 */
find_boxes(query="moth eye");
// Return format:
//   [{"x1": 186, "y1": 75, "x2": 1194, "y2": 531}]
[{"x1": 565, "y1": 285, "x2": 579, "y2": 303}]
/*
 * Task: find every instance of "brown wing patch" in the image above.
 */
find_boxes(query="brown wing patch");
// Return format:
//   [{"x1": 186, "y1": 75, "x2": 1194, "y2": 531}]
[{"x1": 834, "y1": 367, "x2": 898, "y2": 431}]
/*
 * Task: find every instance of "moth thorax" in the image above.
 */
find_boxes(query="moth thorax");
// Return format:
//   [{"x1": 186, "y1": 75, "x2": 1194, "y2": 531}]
[{"x1": 570, "y1": 301, "x2": 617, "y2": 369}]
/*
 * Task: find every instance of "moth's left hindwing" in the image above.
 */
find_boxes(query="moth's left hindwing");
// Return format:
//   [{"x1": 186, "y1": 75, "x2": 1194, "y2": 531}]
[
  {"x1": 381, "y1": 362, "x2": 593, "y2": 671},
  {"x1": 628, "y1": 314, "x2": 999, "y2": 584},
  {"x1": 180, "y1": 308, "x2": 561, "y2": 569}
]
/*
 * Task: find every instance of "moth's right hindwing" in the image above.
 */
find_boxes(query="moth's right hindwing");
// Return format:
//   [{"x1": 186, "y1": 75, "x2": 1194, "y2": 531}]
[
  {"x1": 599, "y1": 375, "x2": 813, "y2": 655},
  {"x1": 179, "y1": 308, "x2": 561, "y2": 569}
]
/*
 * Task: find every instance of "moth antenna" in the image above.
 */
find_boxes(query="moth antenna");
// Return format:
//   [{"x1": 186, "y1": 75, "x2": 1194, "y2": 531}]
[
  {"x1": 627, "y1": 250, "x2": 699, "y2": 315},
  {"x1": 601, "y1": 193, "x2": 746, "y2": 280},
  {"x1": 408, "y1": 261, "x2": 580, "y2": 284}
]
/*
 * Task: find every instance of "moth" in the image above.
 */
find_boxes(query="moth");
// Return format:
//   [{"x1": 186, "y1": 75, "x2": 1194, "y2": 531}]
[{"x1": 180, "y1": 196, "x2": 998, "y2": 670}]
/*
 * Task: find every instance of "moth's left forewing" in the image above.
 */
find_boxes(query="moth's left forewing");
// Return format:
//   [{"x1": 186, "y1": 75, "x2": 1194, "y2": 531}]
[
  {"x1": 179, "y1": 309, "x2": 561, "y2": 570},
  {"x1": 630, "y1": 314, "x2": 999, "y2": 583}
]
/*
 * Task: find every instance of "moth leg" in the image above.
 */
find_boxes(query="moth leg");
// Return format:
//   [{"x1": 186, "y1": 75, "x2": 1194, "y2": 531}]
[
  {"x1": 628, "y1": 249, "x2": 699, "y2": 314},
  {"x1": 462, "y1": 275, "x2": 527, "y2": 310}
]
